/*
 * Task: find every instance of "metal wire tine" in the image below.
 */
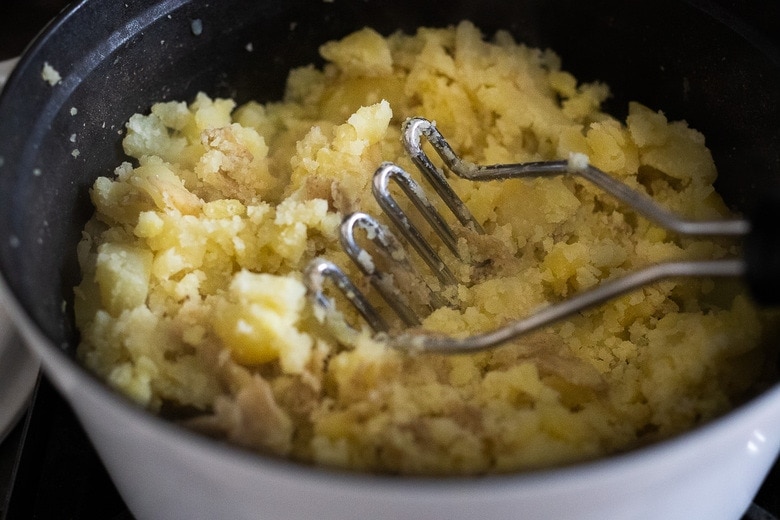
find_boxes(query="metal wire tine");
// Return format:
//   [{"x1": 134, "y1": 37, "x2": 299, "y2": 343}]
[
  {"x1": 387, "y1": 258, "x2": 747, "y2": 353},
  {"x1": 372, "y1": 162, "x2": 460, "y2": 286},
  {"x1": 402, "y1": 118, "x2": 484, "y2": 234},
  {"x1": 403, "y1": 116, "x2": 751, "y2": 238},
  {"x1": 341, "y1": 211, "x2": 448, "y2": 327},
  {"x1": 304, "y1": 257, "x2": 389, "y2": 333}
]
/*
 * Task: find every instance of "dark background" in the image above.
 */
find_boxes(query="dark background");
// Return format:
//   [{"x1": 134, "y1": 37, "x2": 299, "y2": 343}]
[
  {"x1": 0, "y1": 0, "x2": 778, "y2": 519},
  {"x1": 0, "y1": 0, "x2": 71, "y2": 61},
  {"x1": 1, "y1": 0, "x2": 778, "y2": 61}
]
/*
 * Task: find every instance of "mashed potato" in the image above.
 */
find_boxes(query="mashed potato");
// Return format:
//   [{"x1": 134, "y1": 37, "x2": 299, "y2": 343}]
[{"x1": 74, "y1": 22, "x2": 773, "y2": 474}]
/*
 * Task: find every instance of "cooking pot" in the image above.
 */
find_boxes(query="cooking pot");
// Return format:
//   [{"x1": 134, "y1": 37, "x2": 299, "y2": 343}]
[{"x1": 1, "y1": 0, "x2": 779, "y2": 519}]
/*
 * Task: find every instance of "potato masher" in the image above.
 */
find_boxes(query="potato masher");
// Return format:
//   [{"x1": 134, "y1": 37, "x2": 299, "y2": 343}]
[{"x1": 304, "y1": 117, "x2": 779, "y2": 353}]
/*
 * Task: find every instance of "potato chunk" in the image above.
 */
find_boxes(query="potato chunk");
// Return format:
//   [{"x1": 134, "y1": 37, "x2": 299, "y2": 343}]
[
  {"x1": 95, "y1": 243, "x2": 153, "y2": 316},
  {"x1": 213, "y1": 271, "x2": 313, "y2": 371}
]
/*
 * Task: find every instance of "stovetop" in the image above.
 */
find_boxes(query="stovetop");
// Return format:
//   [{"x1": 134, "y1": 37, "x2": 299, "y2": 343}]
[{"x1": 0, "y1": 379, "x2": 130, "y2": 520}]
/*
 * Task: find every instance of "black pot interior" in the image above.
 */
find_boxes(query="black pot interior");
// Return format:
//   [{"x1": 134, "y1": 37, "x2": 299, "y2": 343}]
[{"x1": 0, "y1": 0, "x2": 778, "y2": 353}]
